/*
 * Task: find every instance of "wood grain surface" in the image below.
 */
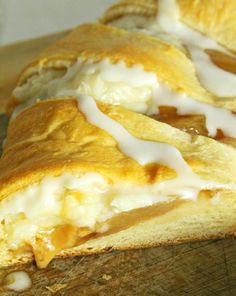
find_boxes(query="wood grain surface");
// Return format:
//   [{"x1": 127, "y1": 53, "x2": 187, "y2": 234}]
[{"x1": 0, "y1": 32, "x2": 236, "y2": 296}]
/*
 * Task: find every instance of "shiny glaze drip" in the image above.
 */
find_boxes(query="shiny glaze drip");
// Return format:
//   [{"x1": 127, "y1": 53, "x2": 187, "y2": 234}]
[
  {"x1": 78, "y1": 95, "x2": 190, "y2": 174},
  {"x1": 156, "y1": 0, "x2": 236, "y2": 97},
  {"x1": 150, "y1": 85, "x2": 236, "y2": 138},
  {"x1": 78, "y1": 95, "x2": 235, "y2": 200}
]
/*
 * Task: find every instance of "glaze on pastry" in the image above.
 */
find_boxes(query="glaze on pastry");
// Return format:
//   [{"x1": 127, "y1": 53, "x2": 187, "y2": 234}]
[{"x1": 2, "y1": 0, "x2": 236, "y2": 268}]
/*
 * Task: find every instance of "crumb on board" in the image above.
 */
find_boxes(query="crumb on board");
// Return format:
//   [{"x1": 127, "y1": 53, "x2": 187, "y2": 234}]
[
  {"x1": 46, "y1": 283, "x2": 67, "y2": 293},
  {"x1": 102, "y1": 274, "x2": 112, "y2": 281}
]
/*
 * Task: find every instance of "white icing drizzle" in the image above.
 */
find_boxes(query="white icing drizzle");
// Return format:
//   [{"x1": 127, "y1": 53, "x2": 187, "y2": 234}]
[
  {"x1": 150, "y1": 85, "x2": 236, "y2": 138},
  {"x1": 78, "y1": 94, "x2": 190, "y2": 174},
  {"x1": 77, "y1": 95, "x2": 235, "y2": 199},
  {"x1": 13, "y1": 58, "x2": 236, "y2": 139},
  {"x1": 189, "y1": 47, "x2": 236, "y2": 97},
  {"x1": 156, "y1": 0, "x2": 236, "y2": 97},
  {"x1": 3, "y1": 271, "x2": 31, "y2": 292},
  {"x1": 57, "y1": 60, "x2": 236, "y2": 138}
]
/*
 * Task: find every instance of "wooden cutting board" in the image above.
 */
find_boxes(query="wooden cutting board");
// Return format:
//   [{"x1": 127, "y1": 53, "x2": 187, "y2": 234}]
[{"x1": 0, "y1": 32, "x2": 236, "y2": 296}]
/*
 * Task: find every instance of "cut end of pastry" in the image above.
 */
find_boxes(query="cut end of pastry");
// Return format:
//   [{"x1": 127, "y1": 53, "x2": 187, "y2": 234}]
[{"x1": 1, "y1": 98, "x2": 236, "y2": 268}]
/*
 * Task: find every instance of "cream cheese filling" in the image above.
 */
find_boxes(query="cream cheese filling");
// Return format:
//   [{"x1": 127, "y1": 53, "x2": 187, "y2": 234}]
[
  {"x1": 13, "y1": 58, "x2": 236, "y2": 138},
  {"x1": 13, "y1": 59, "x2": 155, "y2": 118},
  {"x1": 0, "y1": 172, "x2": 233, "y2": 252}
]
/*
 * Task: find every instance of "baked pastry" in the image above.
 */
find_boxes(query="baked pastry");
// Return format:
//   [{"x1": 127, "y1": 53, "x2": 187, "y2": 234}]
[
  {"x1": 1, "y1": 97, "x2": 236, "y2": 268},
  {"x1": 2, "y1": 0, "x2": 236, "y2": 268},
  {"x1": 8, "y1": 15, "x2": 236, "y2": 144}
]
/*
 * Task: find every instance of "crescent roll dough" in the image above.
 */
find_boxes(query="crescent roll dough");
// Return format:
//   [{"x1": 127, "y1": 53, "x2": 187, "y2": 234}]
[{"x1": 1, "y1": 98, "x2": 236, "y2": 268}]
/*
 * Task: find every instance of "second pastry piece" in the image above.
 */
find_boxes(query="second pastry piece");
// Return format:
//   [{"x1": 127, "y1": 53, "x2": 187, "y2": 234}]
[{"x1": 9, "y1": 22, "x2": 236, "y2": 145}]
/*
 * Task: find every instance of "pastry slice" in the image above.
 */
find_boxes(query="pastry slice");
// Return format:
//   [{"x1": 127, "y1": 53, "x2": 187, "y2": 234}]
[
  {"x1": 8, "y1": 22, "x2": 236, "y2": 147},
  {"x1": 1, "y1": 96, "x2": 236, "y2": 268}
]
